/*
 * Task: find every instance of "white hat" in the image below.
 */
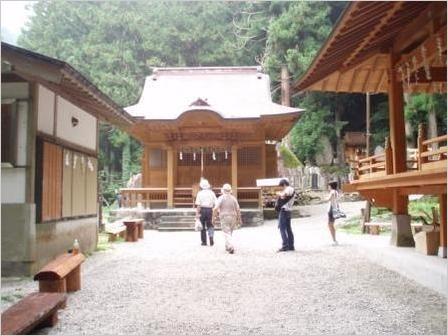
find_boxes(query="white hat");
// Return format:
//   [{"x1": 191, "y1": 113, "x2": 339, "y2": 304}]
[
  {"x1": 222, "y1": 183, "x2": 232, "y2": 193},
  {"x1": 200, "y1": 179, "x2": 211, "y2": 190}
]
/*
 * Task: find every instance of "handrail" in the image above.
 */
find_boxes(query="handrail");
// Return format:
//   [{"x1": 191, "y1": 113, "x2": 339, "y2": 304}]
[
  {"x1": 422, "y1": 134, "x2": 448, "y2": 145},
  {"x1": 358, "y1": 153, "x2": 385, "y2": 163},
  {"x1": 420, "y1": 146, "x2": 448, "y2": 158}
]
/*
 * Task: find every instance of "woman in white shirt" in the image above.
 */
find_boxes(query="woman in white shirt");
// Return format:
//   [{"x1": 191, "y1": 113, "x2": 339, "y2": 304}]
[
  {"x1": 327, "y1": 181, "x2": 339, "y2": 245},
  {"x1": 195, "y1": 179, "x2": 217, "y2": 246}
]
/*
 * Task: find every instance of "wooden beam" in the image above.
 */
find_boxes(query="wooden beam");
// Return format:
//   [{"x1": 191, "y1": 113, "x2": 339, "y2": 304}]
[
  {"x1": 335, "y1": 71, "x2": 342, "y2": 92},
  {"x1": 343, "y1": 2, "x2": 404, "y2": 67},
  {"x1": 348, "y1": 69, "x2": 358, "y2": 92},
  {"x1": 393, "y1": 2, "x2": 446, "y2": 54},
  {"x1": 398, "y1": 185, "x2": 447, "y2": 196}
]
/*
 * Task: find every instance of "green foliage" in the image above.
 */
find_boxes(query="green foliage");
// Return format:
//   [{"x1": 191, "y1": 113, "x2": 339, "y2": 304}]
[
  {"x1": 279, "y1": 145, "x2": 303, "y2": 168},
  {"x1": 19, "y1": 0, "x2": 352, "y2": 188},
  {"x1": 405, "y1": 93, "x2": 447, "y2": 137}
]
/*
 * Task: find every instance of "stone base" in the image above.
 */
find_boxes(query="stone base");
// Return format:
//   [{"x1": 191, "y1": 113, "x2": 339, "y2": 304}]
[
  {"x1": 390, "y1": 214, "x2": 415, "y2": 247},
  {"x1": 438, "y1": 246, "x2": 447, "y2": 258},
  {"x1": 414, "y1": 231, "x2": 439, "y2": 255}
]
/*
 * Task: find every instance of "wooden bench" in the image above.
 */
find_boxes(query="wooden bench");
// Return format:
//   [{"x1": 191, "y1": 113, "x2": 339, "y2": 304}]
[
  {"x1": 105, "y1": 223, "x2": 127, "y2": 242},
  {"x1": 1, "y1": 292, "x2": 66, "y2": 335},
  {"x1": 123, "y1": 219, "x2": 144, "y2": 242},
  {"x1": 34, "y1": 253, "x2": 86, "y2": 293}
]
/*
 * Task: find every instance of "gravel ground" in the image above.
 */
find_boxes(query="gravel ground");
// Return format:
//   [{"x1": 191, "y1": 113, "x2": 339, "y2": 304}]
[{"x1": 2, "y1": 202, "x2": 446, "y2": 335}]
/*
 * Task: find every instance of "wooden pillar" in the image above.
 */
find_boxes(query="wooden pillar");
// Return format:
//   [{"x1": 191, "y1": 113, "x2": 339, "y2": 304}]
[
  {"x1": 231, "y1": 145, "x2": 238, "y2": 197},
  {"x1": 387, "y1": 52, "x2": 408, "y2": 214},
  {"x1": 141, "y1": 147, "x2": 148, "y2": 187},
  {"x1": 366, "y1": 92, "x2": 371, "y2": 156},
  {"x1": 439, "y1": 194, "x2": 447, "y2": 258},
  {"x1": 167, "y1": 147, "x2": 174, "y2": 208},
  {"x1": 388, "y1": 52, "x2": 407, "y2": 175},
  {"x1": 261, "y1": 143, "x2": 266, "y2": 178}
]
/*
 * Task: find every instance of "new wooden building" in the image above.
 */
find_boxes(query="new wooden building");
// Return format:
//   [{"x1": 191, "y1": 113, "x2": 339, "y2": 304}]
[
  {"x1": 122, "y1": 67, "x2": 302, "y2": 208},
  {"x1": 294, "y1": 2, "x2": 447, "y2": 257},
  {"x1": 1, "y1": 43, "x2": 133, "y2": 275}
]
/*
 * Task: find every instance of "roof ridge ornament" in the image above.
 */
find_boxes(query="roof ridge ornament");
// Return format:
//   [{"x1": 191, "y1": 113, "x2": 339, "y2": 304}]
[{"x1": 189, "y1": 98, "x2": 210, "y2": 107}]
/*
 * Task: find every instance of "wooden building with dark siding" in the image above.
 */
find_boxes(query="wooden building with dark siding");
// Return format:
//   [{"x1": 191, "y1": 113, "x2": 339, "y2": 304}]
[
  {"x1": 294, "y1": 2, "x2": 447, "y2": 257},
  {"x1": 121, "y1": 67, "x2": 303, "y2": 208},
  {"x1": 1, "y1": 43, "x2": 134, "y2": 276}
]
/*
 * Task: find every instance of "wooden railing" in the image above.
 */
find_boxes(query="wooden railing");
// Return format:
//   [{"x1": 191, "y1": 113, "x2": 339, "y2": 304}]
[
  {"x1": 418, "y1": 124, "x2": 448, "y2": 171},
  {"x1": 119, "y1": 187, "x2": 262, "y2": 208},
  {"x1": 120, "y1": 188, "x2": 167, "y2": 208},
  {"x1": 352, "y1": 125, "x2": 447, "y2": 180},
  {"x1": 237, "y1": 187, "x2": 263, "y2": 208},
  {"x1": 354, "y1": 137, "x2": 392, "y2": 180}
]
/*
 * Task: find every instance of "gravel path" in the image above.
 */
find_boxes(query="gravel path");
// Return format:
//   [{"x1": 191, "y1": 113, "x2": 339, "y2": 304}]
[{"x1": 2, "y1": 202, "x2": 446, "y2": 335}]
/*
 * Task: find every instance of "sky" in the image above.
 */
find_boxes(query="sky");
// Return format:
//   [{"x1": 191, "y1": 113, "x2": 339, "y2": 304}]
[{"x1": 1, "y1": 1, "x2": 35, "y2": 44}]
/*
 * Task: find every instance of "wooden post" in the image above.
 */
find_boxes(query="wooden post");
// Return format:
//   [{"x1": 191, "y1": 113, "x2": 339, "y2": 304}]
[
  {"x1": 387, "y1": 52, "x2": 408, "y2": 214},
  {"x1": 387, "y1": 52, "x2": 407, "y2": 175},
  {"x1": 366, "y1": 92, "x2": 371, "y2": 156},
  {"x1": 167, "y1": 147, "x2": 174, "y2": 208},
  {"x1": 417, "y1": 123, "x2": 427, "y2": 170},
  {"x1": 261, "y1": 143, "x2": 266, "y2": 178},
  {"x1": 384, "y1": 137, "x2": 393, "y2": 175},
  {"x1": 231, "y1": 145, "x2": 238, "y2": 197},
  {"x1": 439, "y1": 193, "x2": 447, "y2": 258}
]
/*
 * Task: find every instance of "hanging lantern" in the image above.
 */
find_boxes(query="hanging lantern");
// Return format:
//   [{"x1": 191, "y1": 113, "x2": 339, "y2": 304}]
[
  {"x1": 193, "y1": 152, "x2": 196, "y2": 161},
  {"x1": 179, "y1": 151, "x2": 183, "y2": 160},
  {"x1": 212, "y1": 151, "x2": 216, "y2": 160},
  {"x1": 225, "y1": 150, "x2": 228, "y2": 159}
]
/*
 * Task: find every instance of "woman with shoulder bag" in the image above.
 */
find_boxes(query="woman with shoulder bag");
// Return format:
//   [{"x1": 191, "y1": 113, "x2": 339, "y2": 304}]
[
  {"x1": 213, "y1": 183, "x2": 241, "y2": 254},
  {"x1": 327, "y1": 181, "x2": 345, "y2": 246}
]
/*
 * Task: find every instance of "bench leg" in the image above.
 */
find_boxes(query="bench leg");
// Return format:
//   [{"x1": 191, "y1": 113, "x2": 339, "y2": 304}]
[
  {"x1": 119, "y1": 230, "x2": 126, "y2": 239},
  {"x1": 38, "y1": 312, "x2": 59, "y2": 329},
  {"x1": 66, "y1": 265, "x2": 81, "y2": 292},
  {"x1": 108, "y1": 234, "x2": 117, "y2": 242},
  {"x1": 39, "y1": 279, "x2": 67, "y2": 293}
]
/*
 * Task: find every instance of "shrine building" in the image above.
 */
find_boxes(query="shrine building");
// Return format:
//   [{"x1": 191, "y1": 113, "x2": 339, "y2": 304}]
[{"x1": 121, "y1": 66, "x2": 302, "y2": 208}]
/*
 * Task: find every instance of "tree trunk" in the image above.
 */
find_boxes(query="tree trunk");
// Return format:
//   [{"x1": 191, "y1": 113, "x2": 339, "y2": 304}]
[
  {"x1": 335, "y1": 104, "x2": 344, "y2": 165},
  {"x1": 122, "y1": 137, "x2": 131, "y2": 183}
]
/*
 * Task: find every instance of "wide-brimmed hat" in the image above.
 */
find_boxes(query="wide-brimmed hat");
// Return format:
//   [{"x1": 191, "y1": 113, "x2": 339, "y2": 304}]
[
  {"x1": 200, "y1": 179, "x2": 211, "y2": 190},
  {"x1": 222, "y1": 183, "x2": 232, "y2": 193}
]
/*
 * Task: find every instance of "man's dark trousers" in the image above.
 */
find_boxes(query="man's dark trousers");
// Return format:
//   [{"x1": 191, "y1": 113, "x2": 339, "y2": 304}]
[{"x1": 279, "y1": 209, "x2": 294, "y2": 249}]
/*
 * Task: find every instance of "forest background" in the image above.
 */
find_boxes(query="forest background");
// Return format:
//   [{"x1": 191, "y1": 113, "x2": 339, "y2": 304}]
[{"x1": 17, "y1": 1, "x2": 447, "y2": 202}]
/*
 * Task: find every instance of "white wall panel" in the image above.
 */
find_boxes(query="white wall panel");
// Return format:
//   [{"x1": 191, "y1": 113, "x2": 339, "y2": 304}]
[
  {"x1": 37, "y1": 85, "x2": 55, "y2": 135},
  {"x1": 1, "y1": 168, "x2": 26, "y2": 203},
  {"x1": 56, "y1": 97, "x2": 97, "y2": 150}
]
